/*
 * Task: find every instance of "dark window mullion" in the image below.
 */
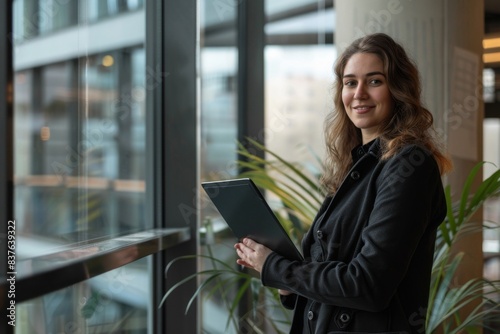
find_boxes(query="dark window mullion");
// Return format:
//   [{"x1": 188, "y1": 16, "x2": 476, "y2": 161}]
[
  {"x1": 160, "y1": 1, "x2": 199, "y2": 333},
  {"x1": 237, "y1": 1, "x2": 265, "y2": 331},
  {"x1": 144, "y1": 1, "x2": 174, "y2": 333},
  {"x1": 238, "y1": 0, "x2": 265, "y2": 150}
]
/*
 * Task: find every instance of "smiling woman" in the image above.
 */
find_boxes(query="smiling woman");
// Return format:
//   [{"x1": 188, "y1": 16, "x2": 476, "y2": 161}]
[
  {"x1": 324, "y1": 33, "x2": 452, "y2": 195},
  {"x1": 235, "y1": 33, "x2": 453, "y2": 334}
]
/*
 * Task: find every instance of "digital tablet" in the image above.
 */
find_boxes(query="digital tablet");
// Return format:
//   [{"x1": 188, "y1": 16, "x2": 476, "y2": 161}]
[{"x1": 201, "y1": 178, "x2": 303, "y2": 261}]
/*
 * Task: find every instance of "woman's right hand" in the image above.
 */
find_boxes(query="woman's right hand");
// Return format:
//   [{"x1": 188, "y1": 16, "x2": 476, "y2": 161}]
[{"x1": 278, "y1": 289, "x2": 292, "y2": 296}]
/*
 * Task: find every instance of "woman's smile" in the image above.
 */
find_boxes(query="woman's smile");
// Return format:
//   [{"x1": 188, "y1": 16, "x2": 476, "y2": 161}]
[{"x1": 352, "y1": 104, "x2": 375, "y2": 114}]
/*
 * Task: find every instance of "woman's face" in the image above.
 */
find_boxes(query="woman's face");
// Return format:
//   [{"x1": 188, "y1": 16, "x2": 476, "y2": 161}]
[{"x1": 341, "y1": 52, "x2": 393, "y2": 143}]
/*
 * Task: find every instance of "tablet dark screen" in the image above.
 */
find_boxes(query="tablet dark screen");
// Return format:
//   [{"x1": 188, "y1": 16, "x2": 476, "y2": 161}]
[{"x1": 202, "y1": 178, "x2": 303, "y2": 261}]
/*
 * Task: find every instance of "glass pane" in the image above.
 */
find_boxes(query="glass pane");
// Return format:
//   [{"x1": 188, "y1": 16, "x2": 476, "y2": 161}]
[
  {"x1": 483, "y1": 118, "x2": 500, "y2": 285},
  {"x1": 15, "y1": 258, "x2": 151, "y2": 334},
  {"x1": 266, "y1": 8, "x2": 334, "y2": 35},
  {"x1": 127, "y1": 0, "x2": 144, "y2": 11},
  {"x1": 14, "y1": 17, "x2": 147, "y2": 247},
  {"x1": 200, "y1": 47, "x2": 238, "y2": 177},
  {"x1": 265, "y1": 0, "x2": 318, "y2": 16},
  {"x1": 81, "y1": 0, "x2": 144, "y2": 23},
  {"x1": 202, "y1": 0, "x2": 237, "y2": 28},
  {"x1": 12, "y1": 2, "x2": 149, "y2": 332},
  {"x1": 13, "y1": 0, "x2": 39, "y2": 41},
  {"x1": 264, "y1": 45, "x2": 335, "y2": 163},
  {"x1": 200, "y1": 0, "x2": 239, "y2": 332},
  {"x1": 39, "y1": 0, "x2": 77, "y2": 34},
  {"x1": 264, "y1": 3, "x2": 335, "y2": 168}
]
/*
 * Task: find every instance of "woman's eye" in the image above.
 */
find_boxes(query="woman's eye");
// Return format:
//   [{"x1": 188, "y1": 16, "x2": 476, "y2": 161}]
[
  {"x1": 369, "y1": 79, "x2": 382, "y2": 85},
  {"x1": 344, "y1": 80, "x2": 356, "y2": 87}
]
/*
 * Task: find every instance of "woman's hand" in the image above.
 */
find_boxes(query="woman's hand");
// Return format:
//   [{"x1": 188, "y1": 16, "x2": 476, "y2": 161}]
[{"x1": 234, "y1": 238, "x2": 272, "y2": 273}]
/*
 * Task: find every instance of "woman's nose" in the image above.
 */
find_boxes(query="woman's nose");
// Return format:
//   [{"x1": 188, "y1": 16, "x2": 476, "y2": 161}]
[{"x1": 354, "y1": 84, "x2": 368, "y2": 100}]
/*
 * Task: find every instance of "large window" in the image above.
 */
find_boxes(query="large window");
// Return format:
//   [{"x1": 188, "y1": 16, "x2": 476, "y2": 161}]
[
  {"x1": 14, "y1": 6, "x2": 147, "y2": 254},
  {"x1": 4, "y1": 1, "x2": 199, "y2": 333},
  {"x1": 11, "y1": 1, "x2": 151, "y2": 332},
  {"x1": 264, "y1": 1, "x2": 335, "y2": 164},
  {"x1": 16, "y1": 258, "x2": 150, "y2": 333}
]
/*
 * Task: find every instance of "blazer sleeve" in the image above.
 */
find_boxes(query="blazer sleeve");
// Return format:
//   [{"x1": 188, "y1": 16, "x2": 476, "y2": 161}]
[{"x1": 261, "y1": 145, "x2": 446, "y2": 312}]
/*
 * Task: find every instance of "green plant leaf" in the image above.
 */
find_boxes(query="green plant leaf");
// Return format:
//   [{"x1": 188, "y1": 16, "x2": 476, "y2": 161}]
[
  {"x1": 238, "y1": 138, "x2": 323, "y2": 200},
  {"x1": 226, "y1": 277, "x2": 252, "y2": 329},
  {"x1": 442, "y1": 185, "x2": 455, "y2": 244},
  {"x1": 428, "y1": 162, "x2": 500, "y2": 333},
  {"x1": 458, "y1": 162, "x2": 484, "y2": 223}
]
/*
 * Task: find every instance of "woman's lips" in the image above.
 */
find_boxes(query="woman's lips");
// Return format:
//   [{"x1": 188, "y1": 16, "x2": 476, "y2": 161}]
[{"x1": 353, "y1": 105, "x2": 374, "y2": 114}]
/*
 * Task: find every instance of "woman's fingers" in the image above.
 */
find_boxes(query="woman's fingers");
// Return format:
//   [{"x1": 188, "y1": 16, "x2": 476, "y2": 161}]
[
  {"x1": 236, "y1": 258, "x2": 254, "y2": 270},
  {"x1": 234, "y1": 238, "x2": 272, "y2": 273},
  {"x1": 241, "y1": 237, "x2": 256, "y2": 248},
  {"x1": 235, "y1": 244, "x2": 254, "y2": 269}
]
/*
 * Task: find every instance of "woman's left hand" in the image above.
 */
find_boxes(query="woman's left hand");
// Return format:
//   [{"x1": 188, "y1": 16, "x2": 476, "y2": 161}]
[{"x1": 234, "y1": 238, "x2": 272, "y2": 273}]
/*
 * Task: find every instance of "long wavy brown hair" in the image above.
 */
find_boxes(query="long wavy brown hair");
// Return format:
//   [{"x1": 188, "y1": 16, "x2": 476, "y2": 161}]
[{"x1": 321, "y1": 33, "x2": 452, "y2": 195}]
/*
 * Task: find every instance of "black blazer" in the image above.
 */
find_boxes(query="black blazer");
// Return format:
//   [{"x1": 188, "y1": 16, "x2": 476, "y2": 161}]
[{"x1": 261, "y1": 139, "x2": 446, "y2": 333}]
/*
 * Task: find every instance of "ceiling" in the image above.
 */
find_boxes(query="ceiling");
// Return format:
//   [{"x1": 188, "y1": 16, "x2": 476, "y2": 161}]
[
  {"x1": 485, "y1": 0, "x2": 500, "y2": 34},
  {"x1": 485, "y1": 0, "x2": 500, "y2": 14}
]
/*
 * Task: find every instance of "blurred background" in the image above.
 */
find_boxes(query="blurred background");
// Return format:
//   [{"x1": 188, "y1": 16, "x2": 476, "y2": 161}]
[{"x1": 3, "y1": 0, "x2": 500, "y2": 333}]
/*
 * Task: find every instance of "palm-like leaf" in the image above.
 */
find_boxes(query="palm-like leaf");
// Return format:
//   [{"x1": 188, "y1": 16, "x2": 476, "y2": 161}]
[
  {"x1": 237, "y1": 139, "x2": 324, "y2": 242},
  {"x1": 427, "y1": 164, "x2": 500, "y2": 333}
]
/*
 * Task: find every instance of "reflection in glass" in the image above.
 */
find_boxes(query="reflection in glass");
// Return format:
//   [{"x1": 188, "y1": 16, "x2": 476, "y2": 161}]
[
  {"x1": 13, "y1": 3, "x2": 149, "y2": 332},
  {"x1": 14, "y1": 47, "x2": 147, "y2": 247},
  {"x1": 483, "y1": 118, "x2": 500, "y2": 285},
  {"x1": 38, "y1": 0, "x2": 78, "y2": 34},
  {"x1": 265, "y1": 0, "x2": 319, "y2": 17},
  {"x1": 264, "y1": 45, "x2": 335, "y2": 164},
  {"x1": 200, "y1": 48, "x2": 238, "y2": 178},
  {"x1": 82, "y1": 0, "x2": 145, "y2": 22},
  {"x1": 16, "y1": 258, "x2": 150, "y2": 334}
]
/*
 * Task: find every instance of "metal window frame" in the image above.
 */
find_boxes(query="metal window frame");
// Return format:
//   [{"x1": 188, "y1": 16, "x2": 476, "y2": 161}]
[
  {"x1": 153, "y1": 0, "x2": 199, "y2": 332},
  {"x1": 238, "y1": 0, "x2": 265, "y2": 146},
  {"x1": 204, "y1": 0, "x2": 334, "y2": 47}
]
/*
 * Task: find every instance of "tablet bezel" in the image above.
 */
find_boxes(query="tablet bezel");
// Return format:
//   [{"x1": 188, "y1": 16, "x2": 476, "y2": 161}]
[{"x1": 201, "y1": 178, "x2": 303, "y2": 261}]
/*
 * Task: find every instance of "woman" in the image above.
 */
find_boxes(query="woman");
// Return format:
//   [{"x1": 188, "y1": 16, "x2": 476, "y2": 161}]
[{"x1": 234, "y1": 33, "x2": 452, "y2": 333}]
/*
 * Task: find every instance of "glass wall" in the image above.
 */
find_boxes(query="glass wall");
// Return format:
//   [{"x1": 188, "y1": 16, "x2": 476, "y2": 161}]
[
  {"x1": 264, "y1": 1, "x2": 335, "y2": 173},
  {"x1": 16, "y1": 258, "x2": 150, "y2": 333},
  {"x1": 12, "y1": 1, "x2": 148, "y2": 332}
]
